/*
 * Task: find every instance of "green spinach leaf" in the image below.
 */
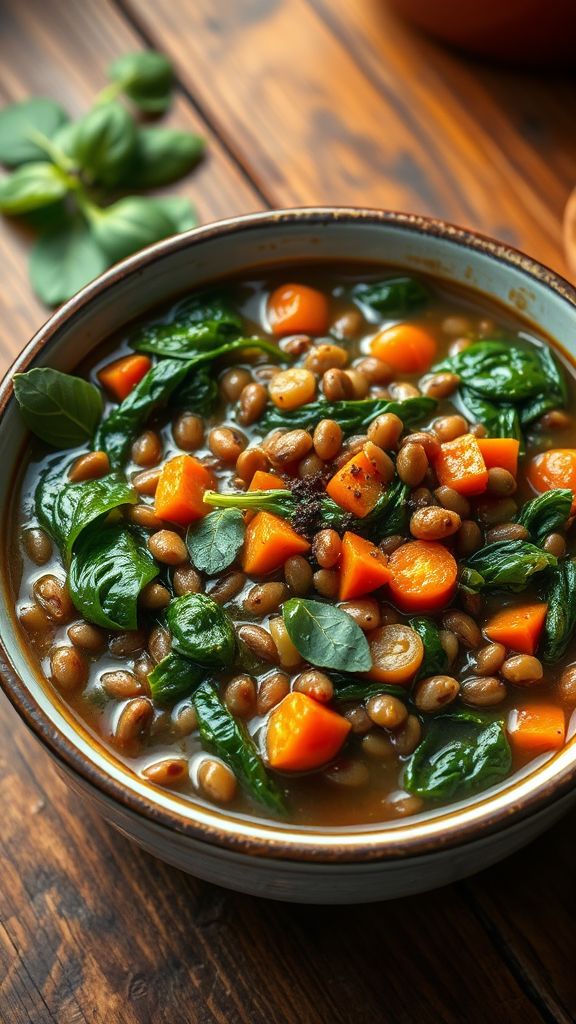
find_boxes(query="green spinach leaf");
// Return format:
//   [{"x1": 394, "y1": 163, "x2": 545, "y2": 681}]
[
  {"x1": 541, "y1": 560, "x2": 576, "y2": 663},
  {"x1": 169, "y1": 366, "x2": 218, "y2": 415},
  {"x1": 460, "y1": 540, "x2": 556, "y2": 594},
  {"x1": 353, "y1": 276, "x2": 429, "y2": 315},
  {"x1": 186, "y1": 509, "x2": 245, "y2": 576},
  {"x1": 261, "y1": 396, "x2": 436, "y2": 435},
  {"x1": 404, "y1": 711, "x2": 511, "y2": 801},
  {"x1": 166, "y1": 593, "x2": 236, "y2": 668},
  {"x1": 516, "y1": 489, "x2": 572, "y2": 545},
  {"x1": 193, "y1": 681, "x2": 286, "y2": 815},
  {"x1": 69, "y1": 524, "x2": 158, "y2": 629},
  {"x1": 148, "y1": 652, "x2": 206, "y2": 706},
  {"x1": 282, "y1": 598, "x2": 371, "y2": 672},
  {"x1": 0, "y1": 97, "x2": 69, "y2": 166},
  {"x1": 409, "y1": 617, "x2": 448, "y2": 681},
  {"x1": 13, "y1": 367, "x2": 103, "y2": 448},
  {"x1": 330, "y1": 672, "x2": 406, "y2": 702},
  {"x1": 35, "y1": 466, "x2": 136, "y2": 559}
]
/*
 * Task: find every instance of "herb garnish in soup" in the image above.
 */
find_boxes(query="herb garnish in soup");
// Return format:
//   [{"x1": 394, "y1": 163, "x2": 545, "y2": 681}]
[{"x1": 11, "y1": 269, "x2": 576, "y2": 824}]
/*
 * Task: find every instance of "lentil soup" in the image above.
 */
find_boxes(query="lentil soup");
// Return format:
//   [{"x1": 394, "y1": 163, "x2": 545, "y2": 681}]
[{"x1": 9, "y1": 267, "x2": 576, "y2": 826}]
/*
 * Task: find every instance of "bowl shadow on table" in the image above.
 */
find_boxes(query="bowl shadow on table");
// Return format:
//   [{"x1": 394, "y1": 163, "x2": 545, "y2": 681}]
[{"x1": 61, "y1": 781, "x2": 576, "y2": 1024}]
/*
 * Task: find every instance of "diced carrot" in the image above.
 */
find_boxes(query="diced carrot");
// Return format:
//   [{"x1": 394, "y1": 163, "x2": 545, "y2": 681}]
[
  {"x1": 528, "y1": 449, "x2": 576, "y2": 511},
  {"x1": 370, "y1": 323, "x2": 437, "y2": 374},
  {"x1": 484, "y1": 603, "x2": 548, "y2": 655},
  {"x1": 507, "y1": 704, "x2": 565, "y2": 755},
  {"x1": 248, "y1": 470, "x2": 285, "y2": 491},
  {"x1": 339, "y1": 531, "x2": 391, "y2": 600},
  {"x1": 267, "y1": 283, "x2": 329, "y2": 337},
  {"x1": 387, "y1": 540, "x2": 458, "y2": 613},
  {"x1": 98, "y1": 353, "x2": 152, "y2": 401},
  {"x1": 243, "y1": 511, "x2": 310, "y2": 575},
  {"x1": 434, "y1": 433, "x2": 489, "y2": 496},
  {"x1": 477, "y1": 437, "x2": 520, "y2": 476},
  {"x1": 325, "y1": 450, "x2": 383, "y2": 518},
  {"x1": 266, "y1": 692, "x2": 351, "y2": 771},
  {"x1": 367, "y1": 623, "x2": 424, "y2": 685},
  {"x1": 154, "y1": 455, "x2": 215, "y2": 526}
]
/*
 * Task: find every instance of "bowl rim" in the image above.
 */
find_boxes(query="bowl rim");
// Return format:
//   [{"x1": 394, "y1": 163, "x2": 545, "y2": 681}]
[{"x1": 2, "y1": 204, "x2": 576, "y2": 864}]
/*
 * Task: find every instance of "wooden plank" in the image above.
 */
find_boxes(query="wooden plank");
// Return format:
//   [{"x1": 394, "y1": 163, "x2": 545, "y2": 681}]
[
  {"x1": 122, "y1": 0, "x2": 575, "y2": 277},
  {"x1": 0, "y1": 0, "x2": 264, "y2": 357}
]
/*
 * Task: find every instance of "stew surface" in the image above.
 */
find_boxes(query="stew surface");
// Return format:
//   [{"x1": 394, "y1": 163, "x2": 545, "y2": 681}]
[{"x1": 9, "y1": 266, "x2": 576, "y2": 825}]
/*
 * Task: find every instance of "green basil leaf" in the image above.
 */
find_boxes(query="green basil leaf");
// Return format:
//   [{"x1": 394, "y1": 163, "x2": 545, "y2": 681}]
[
  {"x1": 516, "y1": 489, "x2": 572, "y2": 545},
  {"x1": 261, "y1": 396, "x2": 436, "y2": 435},
  {"x1": 461, "y1": 540, "x2": 557, "y2": 593},
  {"x1": 0, "y1": 97, "x2": 69, "y2": 166},
  {"x1": 108, "y1": 51, "x2": 173, "y2": 114},
  {"x1": 69, "y1": 524, "x2": 158, "y2": 630},
  {"x1": 541, "y1": 560, "x2": 576, "y2": 663},
  {"x1": 125, "y1": 128, "x2": 204, "y2": 189},
  {"x1": 146, "y1": 195, "x2": 196, "y2": 232},
  {"x1": 89, "y1": 196, "x2": 177, "y2": 262},
  {"x1": 29, "y1": 215, "x2": 108, "y2": 306},
  {"x1": 72, "y1": 102, "x2": 137, "y2": 186},
  {"x1": 13, "y1": 367, "x2": 103, "y2": 449},
  {"x1": 282, "y1": 598, "x2": 371, "y2": 672},
  {"x1": 409, "y1": 617, "x2": 448, "y2": 681},
  {"x1": 166, "y1": 593, "x2": 236, "y2": 668},
  {"x1": 353, "y1": 276, "x2": 429, "y2": 315},
  {"x1": 148, "y1": 653, "x2": 206, "y2": 706},
  {"x1": 186, "y1": 509, "x2": 245, "y2": 576},
  {"x1": 404, "y1": 712, "x2": 511, "y2": 801},
  {"x1": 35, "y1": 465, "x2": 137, "y2": 559},
  {"x1": 194, "y1": 680, "x2": 287, "y2": 815},
  {"x1": 0, "y1": 162, "x2": 69, "y2": 214}
]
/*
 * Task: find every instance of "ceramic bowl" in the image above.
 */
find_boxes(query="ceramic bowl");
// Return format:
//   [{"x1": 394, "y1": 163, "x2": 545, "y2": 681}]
[{"x1": 1, "y1": 208, "x2": 576, "y2": 904}]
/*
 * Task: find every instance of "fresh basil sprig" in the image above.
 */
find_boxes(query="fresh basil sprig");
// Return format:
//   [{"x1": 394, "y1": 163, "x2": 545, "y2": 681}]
[
  {"x1": 187, "y1": 509, "x2": 245, "y2": 577},
  {"x1": 13, "y1": 367, "x2": 103, "y2": 449},
  {"x1": 282, "y1": 598, "x2": 372, "y2": 672},
  {"x1": 0, "y1": 51, "x2": 204, "y2": 305}
]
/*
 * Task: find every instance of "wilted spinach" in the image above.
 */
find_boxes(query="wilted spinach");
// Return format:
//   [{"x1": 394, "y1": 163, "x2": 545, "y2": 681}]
[
  {"x1": 409, "y1": 617, "x2": 448, "y2": 681},
  {"x1": 541, "y1": 560, "x2": 576, "y2": 663},
  {"x1": 460, "y1": 540, "x2": 556, "y2": 594},
  {"x1": 166, "y1": 593, "x2": 236, "y2": 668},
  {"x1": 516, "y1": 489, "x2": 572, "y2": 545},
  {"x1": 35, "y1": 465, "x2": 136, "y2": 559},
  {"x1": 404, "y1": 711, "x2": 511, "y2": 801},
  {"x1": 68, "y1": 524, "x2": 158, "y2": 630},
  {"x1": 148, "y1": 653, "x2": 207, "y2": 706},
  {"x1": 353, "y1": 276, "x2": 429, "y2": 315},
  {"x1": 261, "y1": 396, "x2": 436, "y2": 435}
]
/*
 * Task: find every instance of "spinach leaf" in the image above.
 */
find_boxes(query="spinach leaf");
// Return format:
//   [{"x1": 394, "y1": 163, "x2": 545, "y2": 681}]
[
  {"x1": 541, "y1": 560, "x2": 576, "y2": 663},
  {"x1": 409, "y1": 618, "x2": 448, "y2": 681},
  {"x1": 261, "y1": 396, "x2": 436, "y2": 435},
  {"x1": 148, "y1": 652, "x2": 206, "y2": 706},
  {"x1": 404, "y1": 711, "x2": 511, "y2": 801},
  {"x1": 434, "y1": 341, "x2": 548, "y2": 402},
  {"x1": 186, "y1": 509, "x2": 245, "y2": 576},
  {"x1": 0, "y1": 163, "x2": 69, "y2": 214},
  {"x1": 69, "y1": 524, "x2": 158, "y2": 630},
  {"x1": 13, "y1": 367, "x2": 103, "y2": 449},
  {"x1": 169, "y1": 367, "x2": 218, "y2": 415},
  {"x1": 516, "y1": 489, "x2": 572, "y2": 545},
  {"x1": 330, "y1": 672, "x2": 406, "y2": 702},
  {"x1": 519, "y1": 346, "x2": 567, "y2": 425},
  {"x1": 166, "y1": 593, "x2": 236, "y2": 668},
  {"x1": 35, "y1": 466, "x2": 136, "y2": 559},
  {"x1": 458, "y1": 388, "x2": 522, "y2": 447},
  {"x1": 353, "y1": 276, "x2": 429, "y2": 315},
  {"x1": 361, "y1": 477, "x2": 409, "y2": 538},
  {"x1": 282, "y1": 598, "x2": 371, "y2": 672},
  {"x1": 0, "y1": 97, "x2": 69, "y2": 166},
  {"x1": 193, "y1": 681, "x2": 286, "y2": 815},
  {"x1": 460, "y1": 540, "x2": 557, "y2": 594},
  {"x1": 131, "y1": 289, "x2": 242, "y2": 355}
]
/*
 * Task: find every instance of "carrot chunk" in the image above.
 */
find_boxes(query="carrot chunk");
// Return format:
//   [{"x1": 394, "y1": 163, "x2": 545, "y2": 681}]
[
  {"x1": 98, "y1": 353, "x2": 152, "y2": 401},
  {"x1": 528, "y1": 449, "x2": 576, "y2": 511},
  {"x1": 267, "y1": 283, "x2": 329, "y2": 337},
  {"x1": 326, "y1": 450, "x2": 383, "y2": 518},
  {"x1": 370, "y1": 323, "x2": 437, "y2": 374},
  {"x1": 339, "y1": 531, "x2": 391, "y2": 600},
  {"x1": 507, "y1": 704, "x2": 565, "y2": 755},
  {"x1": 243, "y1": 511, "x2": 310, "y2": 575},
  {"x1": 248, "y1": 470, "x2": 285, "y2": 491},
  {"x1": 477, "y1": 437, "x2": 520, "y2": 476},
  {"x1": 388, "y1": 540, "x2": 458, "y2": 613},
  {"x1": 267, "y1": 692, "x2": 351, "y2": 771},
  {"x1": 485, "y1": 603, "x2": 548, "y2": 655},
  {"x1": 434, "y1": 433, "x2": 489, "y2": 496},
  {"x1": 154, "y1": 455, "x2": 215, "y2": 526}
]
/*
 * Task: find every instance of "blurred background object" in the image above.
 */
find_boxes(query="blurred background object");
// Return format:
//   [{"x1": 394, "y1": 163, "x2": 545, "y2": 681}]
[{"x1": 387, "y1": 0, "x2": 576, "y2": 66}]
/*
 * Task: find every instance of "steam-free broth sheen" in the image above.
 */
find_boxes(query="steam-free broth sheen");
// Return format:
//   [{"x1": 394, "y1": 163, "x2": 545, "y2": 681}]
[{"x1": 10, "y1": 266, "x2": 576, "y2": 825}]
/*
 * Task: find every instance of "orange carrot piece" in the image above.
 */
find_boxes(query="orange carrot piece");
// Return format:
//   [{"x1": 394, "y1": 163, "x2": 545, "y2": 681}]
[
  {"x1": 477, "y1": 437, "x2": 520, "y2": 476},
  {"x1": 243, "y1": 511, "x2": 310, "y2": 575},
  {"x1": 266, "y1": 692, "x2": 351, "y2": 771},
  {"x1": 154, "y1": 455, "x2": 215, "y2": 526},
  {"x1": 98, "y1": 353, "x2": 152, "y2": 401},
  {"x1": 388, "y1": 540, "x2": 458, "y2": 613},
  {"x1": 339, "y1": 531, "x2": 391, "y2": 600},
  {"x1": 326, "y1": 450, "x2": 383, "y2": 518},
  {"x1": 434, "y1": 433, "x2": 488, "y2": 496},
  {"x1": 528, "y1": 449, "x2": 576, "y2": 511},
  {"x1": 248, "y1": 470, "x2": 285, "y2": 491},
  {"x1": 484, "y1": 603, "x2": 548, "y2": 655},
  {"x1": 370, "y1": 323, "x2": 437, "y2": 374},
  {"x1": 267, "y1": 283, "x2": 329, "y2": 337},
  {"x1": 507, "y1": 704, "x2": 565, "y2": 755}
]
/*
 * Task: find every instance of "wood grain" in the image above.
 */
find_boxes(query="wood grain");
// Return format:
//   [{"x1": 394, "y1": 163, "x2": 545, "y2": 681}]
[{"x1": 1, "y1": 1, "x2": 576, "y2": 1022}]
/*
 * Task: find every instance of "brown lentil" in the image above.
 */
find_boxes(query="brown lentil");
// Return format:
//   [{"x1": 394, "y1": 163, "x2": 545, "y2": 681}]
[
  {"x1": 434, "y1": 485, "x2": 471, "y2": 518},
  {"x1": 543, "y1": 532, "x2": 567, "y2": 558},
  {"x1": 421, "y1": 372, "x2": 460, "y2": 399},
  {"x1": 396, "y1": 442, "x2": 428, "y2": 487},
  {"x1": 50, "y1": 645, "x2": 88, "y2": 692},
  {"x1": 557, "y1": 665, "x2": 576, "y2": 705},
  {"x1": 172, "y1": 412, "x2": 204, "y2": 450},
  {"x1": 366, "y1": 693, "x2": 408, "y2": 730},
  {"x1": 236, "y1": 446, "x2": 268, "y2": 482},
  {"x1": 487, "y1": 467, "x2": 517, "y2": 496},
  {"x1": 132, "y1": 430, "x2": 163, "y2": 468},
  {"x1": 443, "y1": 315, "x2": 472, "y2": 337},
  {"x1": 298, "y1": 453, "x2": 325, "y2": 478},
  {"x1": 379, "y1": 602, "x2": 401, "y2": 626},
  {"x1": 367, "y1": 412, "x2": 403, "y2": 450},
  {"x1": 280, "y1": 334, "x2": 312, "y2": 357},
  {"x1": 148, "y1": 530, "x2": 188, "y2": 565},
  {"x1": 313, "y1": 418, "x2": 343, "y2": 461},
  {"x1": 379, "y1": 535, "x2": 405, "y2": 556},
  {"x1": 355, "y1": 356, "x2": 393, "y2": 384},
  {"x1": 474, "y1": 643, "x2": 507, "y2": 676},
  {"x1": 410, "y1": 505, "x2": 461, "y2": 541},
  {"x1": 209, "y1": 426, "x2": 247, "y2": 463},
  {"x1": 501, "y1": 655, "x2": 544, "y2": 685},
  {"x1": 67, "y1": 620, "x2": 106, "y2": 651},
  {"x1": 139, "y1": 581, "x2": 171, "y2": 610},
  {"x1": 305, "y1": 343, "x2": 348, "y2": 375},
  {"x1": 173, "y1": 564, "x2": 203, "y2": 596},
  {"x1": 198, "y1": 759, "x2": 237, "y2": 803},
  {"x1": 68, "y1": 450, "x2": 110, "y2": 482},
  {"x1": 101, "y1": 670, "x2": 143, "y2": 699},
  {"x1": 219, "y1": 366, "x2": 252, "y2": 403},
  {"x1": 340, "y1": 598, "x2": 380, "y2": 631},
  {"x1": 343, "y1": 705, "x2": 373, "y2": 735},
  {"x1": 237, "y1": 382, "x2": 268, "y2": 426},
  {"x1": 361, "y1": 731, "x2": 396, "y2": 760},
  {"x1": 19, "y1": 603, "x2": 51, "y2": 632},
  {"x1": 147, "y1": 626, "x2": 171, "y2": 663},
  {"x1": 313, "y1": 568, "x2": 340, "y2": 598},
  {"x1": 313, "y1": 529, "x2": 342, "y2": 569},
  {"x1": 485, "y1": 522, "x2": 529, "y2": 544},
  {"x1": 390, "y1": 714, "x2": 422, "y2": 756},
  {"x1": 269, "y1": 368, "x2": 316, "y2": 410},
  {"x1": 322, "y1": 367, "x2": 354, "y2": 401},
  {"x1": 109, "y1": 630, "x2": 146, "y2": 657},
  {"x1": 114, "y1": 697, "x2": 153, "y2": 748},
  {"x1": 237, "y1": 624, "x2": 278, "y2": 663},
  {"x1": 414, "y1": 675, "x2": 460, "y2": 713},
  {"x1": 209, "y1": 571, "x2": 246, "y2": 605},
  {"x1": 132, "y1": 467, "x2": 161, "y2": 496},
  {"x1": 127, "y1": 504, "x2": 163, "y2": 530},
  {"x1": 294, "y1": 669, "x2": 334, "y2": 704},
  {"x1": 439, "y1": 628, "x2": 458, "y2": 664},
  {"x1": 401, "y1": 431, "x2": 441, "y2": 461},
  {"x1": 540, "y1": 409, "x2": 572, "y2": 430},
  {"x1": 224, "y1": 675, "x2": 257, "y2": 718},
  {"x1": 256, "y1": 671, "x2": 290, "y2": 715},
  {"x1": 33, "y1": 575, "x2": 74, "y2": 623},
  {"x1": 344, "y1": 368, "x2": 369, "y2": 399},
  {"x1": 476, "y1": 497, "x2": 518, "y2": 526},
  {"x1": 267, "y1": 429, "x2": 313, "y2": 468},
  {"x1": 332, "y1": 309, "x2": 364, "y2": 339},
  {"x1": 172, "y1": 702, "x2": 198, "y2": 736},
  {"x1": 434, "y1": 414, "x2": 468, "y2": 443},
  {"x1": 324, "y1": 759, "x2": 370, "y2": 787},
  {"x1": 456, "y1": 520, "x2": 483, "y2": 557},
  {"x1": 22, "y1": 527, "x2": 53, "y2": 566},
  {"x1": 244, "y1": 581, "x2": 287, "y2": 616},
  {"x1": 461, "y1": 676, "x2": 507, "y2": 707},
  {"x1": 388, "y1": 381, "x2": 421, "y2": 400},
  {"x1": 284, "y1": 555, "x2": 313, "y2": 595},
  {"x1": 442, "y1": 610, "x2": 482, "y2": 649},
  {"x1": 142, "y1": 758, "x2": 189, "y2": 788}
]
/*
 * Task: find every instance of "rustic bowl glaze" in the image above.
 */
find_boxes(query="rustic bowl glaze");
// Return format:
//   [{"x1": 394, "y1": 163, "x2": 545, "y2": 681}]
[{"x1": 1, "y1": 208, "x2": 576, "y2": 903}]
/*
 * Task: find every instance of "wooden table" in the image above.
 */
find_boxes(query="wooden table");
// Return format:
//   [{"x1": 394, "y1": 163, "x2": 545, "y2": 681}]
[{"x1": 1, "y1": 3, "x2": 575, "y2": 1021}]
